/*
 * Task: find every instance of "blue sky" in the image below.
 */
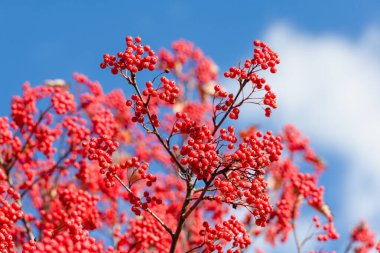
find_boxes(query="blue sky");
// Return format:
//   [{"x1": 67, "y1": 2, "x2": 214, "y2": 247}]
[
  {"x1": 1, "y1": 0, "x2": 379, "y2": 104},
  {"x1": 1, "y1": 1, "x2": 380, "y2": 252}
]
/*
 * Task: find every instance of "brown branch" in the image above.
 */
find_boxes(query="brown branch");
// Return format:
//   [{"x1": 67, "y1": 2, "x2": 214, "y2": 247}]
[
  {"x1": 169, "y1": 164, "x2": 234, "y2": 252},
  {"x1": 186, "y1": 242, "x2": 206, "y2": 253},
  {"x1": 169, "y1": 181, "x2": 193, "y2": 253}
]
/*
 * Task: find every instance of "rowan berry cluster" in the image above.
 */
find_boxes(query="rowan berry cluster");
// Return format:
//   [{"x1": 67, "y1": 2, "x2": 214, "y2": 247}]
[
  {"x1": 252, "y1": 40, "x2": 280, "y2": 73},
  {"x1": 213, "y1": 92, "x2": 238, "y2": 119},
  {"x1": 315, "y1": 219, "x2": 339, "y2": 242},
  {"x1": 51, "y1": 90, "x2": 75, "y2": 114},
  {"x1": 201, "y1": 216, "x2": 251, "y2": 253},
  {"x1": 219, "y1": 126, "x2": 237, "y2": 149},
  {"x1": 83, "y1": 136, "x2": 119, "y2": 170},
  {"x1": 0, "y1": 187, "x2": 23, "y2": 253},
  {"x1": 100, "y1": 36, "x2": 158, "y2": 74},
  {"x1": 142, "y1": 76, "x2": 180, "y2": 104},
  {"x1": 62, "y1": 116, "x2": 91, "y2": 146},
  {"x1": 292, "y1": 173, "x2": 324, "y2": 207},
  {"x1": 349, "y1": 221, "x2": 377, "y2": 252},
  {"x1": 160, "y1": 40, "x2": 194, "y2": 67},
  {"x1": 177, "y1": 120, "x2": 218, "y2": 179},
  {"x1": 122, "y1": 158, "x2": 157, "y2": 188},
  {"x1": 126, "y1": 94, "x2": 146, "y2": 124},
  {"x1": 158, "y1": 39, "x2": 218, "y2": 86},
  {"x1": 11, "y1": 83, "x2": 46, "y2": 131},
  {"x1": 39, "y1": 186, "x2": 100, "y2": 235},
  {"x1": 223, "y1": 39, "x2": 279, "y2": 79},
  {"x1": 34, "y1": 124, "x2": 60, "y2": 158},
  {"x1": 25, "y1": 186, "x2": 103, "y2": 253},
  {"x1": 281, "y1": 124, "x2": 311, "y2": 153},
  {"x1": 121, "y1": 213, "x2": 172, "y2": 251},
  {"x1": 215, "y1": 175, "x2": 272, "y2": 227},
  {"x1": 230, "y1": 130, "x2": 282, "y2": 171},
  {"x1": 0, "y1": 117, "x2": 12, "y2": 145},
  {"x1": 23, "y1": 232, "x2": 103, "y2": 253},
  {"x1": 222, "y1": 40, "x2": 280, "y2": 118}
]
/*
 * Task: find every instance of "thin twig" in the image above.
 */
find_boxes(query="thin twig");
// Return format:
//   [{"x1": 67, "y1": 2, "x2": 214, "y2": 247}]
[
  {"x1": 113, "y1": 175, "x2": 173, "y2": 236},
  {"x1": 6, "y1": 106, "x2": 52, "y2": 172},
  {"x1": 186, "y1": 242, "x2": 206, "y2": 253},
  {"x1": 121, "y1": 72, "x2": 188, "y2": 179},
  {"x1": 291, "y1": 196, "x2": 302, "y2": 253}
]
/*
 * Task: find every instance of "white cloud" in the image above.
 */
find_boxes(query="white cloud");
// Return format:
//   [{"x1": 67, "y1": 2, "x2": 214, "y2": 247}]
[{"x1": 258, "y1": 23, "x2": 380, "y2": 233}]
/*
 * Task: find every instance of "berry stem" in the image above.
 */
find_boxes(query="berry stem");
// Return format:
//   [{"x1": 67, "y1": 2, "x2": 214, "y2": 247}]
[
  {"x1": 212, "y1": 79, "x2": 249, "y2": 136},
  {"x1": 114, "y1": 175, "x2": 174, "y2": 236},
  {"x1": 121, "y1": 71, "x2": 189, "y2": 179}
]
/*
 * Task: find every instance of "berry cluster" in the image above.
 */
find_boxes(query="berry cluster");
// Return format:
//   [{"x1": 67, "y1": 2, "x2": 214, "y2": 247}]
[
  {"x1": 51, "y1": 90, "x2": 75, "y2": 115},
  {"x1": 0, "y1": 187, "x2": 23, "y2": 253},
  {"x1": 281, "y1": 125, "x2": 325, "y2": 171},
  {"x1": 281, "y1": 124, "x2": 310, "y2": 153},
  {"x1": 314, "y1": 218, "x2": 339, "y2": 242},
  {"x1": 142, "y1": 76, "x2": 180, "y2": 104},
  {"x1": 263, "y1": 85, "x2": 277, "y2": 117},
  {"x1": 126, "y1": 94, "x2": 147, "y2": 124},
  {"x1": 220, "y1": 126, "x2": 238, "y2": 149},
  {"x1": 57, "y1": 186, "x2": 101, "y2": 230},
  {"x1": 195, "y1": 57, "x2": 218, "y2": 85},
  {"x1": 62, "y1": 116, "x2": 91, "y2": 146},
  {"x1": 83, "y1": 135, "x2": 119, "y2": 187},
  {"x1": 174, "y1": 113, "x2": 218, "y2": 179},
  {"x1": 350, "y1": 221, "x2": 377, "y2": 252},
  {"x1": 100, "y1": 36, "x2": 158, "y2": 74},
  {"x1": 73, "y1": 72, "x2": 104, "y2": 97},
  {"x1": 252, "y1": 40, "x2": 280, "y2": 73},
  {"x1": 31, "y1": 186, "x2": 102, "y2": 253},
  {"x1": 291, "y1": 173, "x2": 324, "y2": 207},
  {"x1": 223, "y1": 39, "x2": 279, "y2": 79},
  {"x1": 213, "y1": 92, "x2": 239, "y2": 120},
  {"x1": 215, "y1": 175, "x2": 272, "y2": 227},
  {"x1": 222, "y1": 40, "x2": 280, "y2": 118},
  {"x1": 201, "y1": 216, "x2": 251, "y2": 253},
  {"x1": 157, "y1": 77, "x2": 179, "y2": 104},
  {"x1": 34, "y1": 124, "x2": 60, "y2": 158},
  {"x1": 122, "y1": 214, "x2": 172, "y2": 251},
  {"x1": 230, "y1": 130, "x2": 283, "y2": 172},
  {"x1": 0, "y1": 117, "x2": 12, "y2": 145},
  {"x1": 11, "y1": 83, "x2": 46, "y2": 131},
  {"x1": 83, "y1": 136, "x2": 159, "y2": 216},
  {"x1": 91, "y1": 108, "x2": 118, "y2": 137},
  {"x1": 23, "y1": 231, "x2": 103, "y2": 253},
  {"x1": 159, "y1": 39, "x2": 218, "y2": 86}
]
